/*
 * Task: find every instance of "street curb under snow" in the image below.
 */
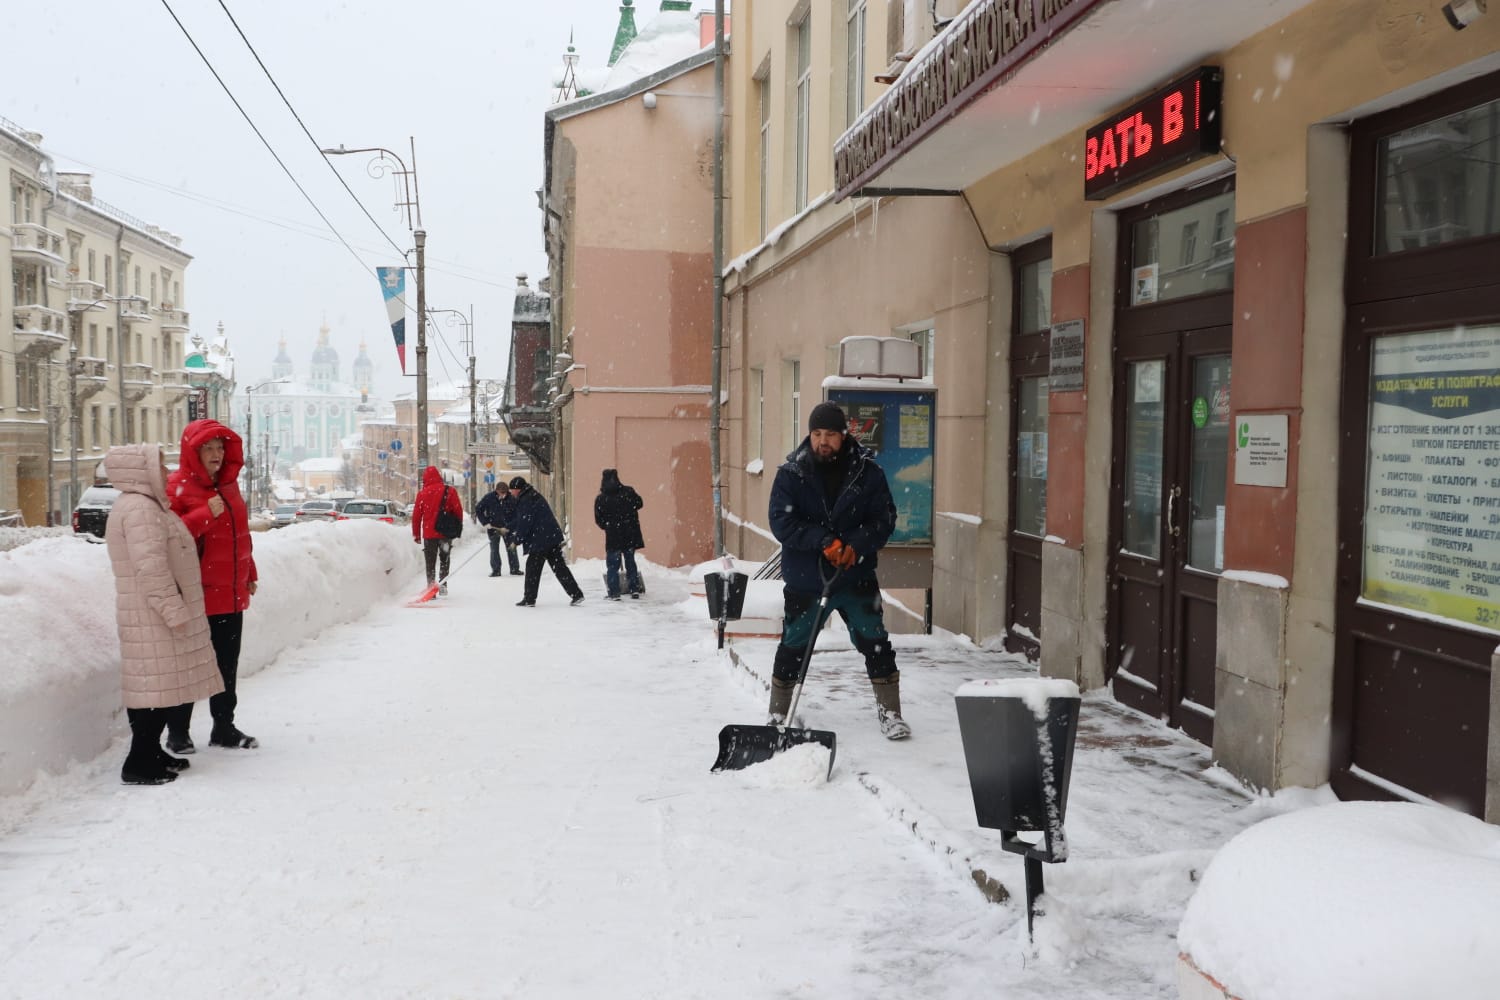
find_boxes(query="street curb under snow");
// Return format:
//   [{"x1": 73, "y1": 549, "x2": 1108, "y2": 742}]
[{"x1": 724, "y1": 642, "x2": 1012, "y2": 907}]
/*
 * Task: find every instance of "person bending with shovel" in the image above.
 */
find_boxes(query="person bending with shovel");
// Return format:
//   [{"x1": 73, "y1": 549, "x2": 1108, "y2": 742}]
[{"x1": 767, "y1": 401, "x2": 910, "y2": 740}]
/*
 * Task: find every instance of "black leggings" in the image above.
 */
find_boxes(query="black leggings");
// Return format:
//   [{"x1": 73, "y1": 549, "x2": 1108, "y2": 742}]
[{"x1": 166, "y1": 611, "x2": 243, "y2": 735}]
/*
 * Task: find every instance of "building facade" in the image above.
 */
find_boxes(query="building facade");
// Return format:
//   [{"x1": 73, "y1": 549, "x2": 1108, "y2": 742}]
[{"x1": 3, "y1": 119, "x2": 198, "y2": 525}]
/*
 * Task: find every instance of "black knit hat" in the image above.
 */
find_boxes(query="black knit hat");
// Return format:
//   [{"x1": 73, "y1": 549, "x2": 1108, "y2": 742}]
[
  {"x1": 808, "y1": 401, "x2": 848, "y2": 434},
  {"x1": 508, "y1": 476, "x2": 528, "y2": 490}
]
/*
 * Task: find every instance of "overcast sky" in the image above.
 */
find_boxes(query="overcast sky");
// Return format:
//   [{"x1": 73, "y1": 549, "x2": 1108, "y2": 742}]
[{"x1": 5, "y1": 0, "x2": 631, "y2": 401}]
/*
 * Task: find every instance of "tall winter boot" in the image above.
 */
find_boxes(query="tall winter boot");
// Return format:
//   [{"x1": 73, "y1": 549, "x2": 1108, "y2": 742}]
[
  {"x1": 122, "y1": 708, "x2": 177, "y2": 785},
  {"x1": 767, "y1": 678, "x2": 795, "y2": 726},
  {"x1": 871, "y1": 673, "x2": 911, "y2": 740}
]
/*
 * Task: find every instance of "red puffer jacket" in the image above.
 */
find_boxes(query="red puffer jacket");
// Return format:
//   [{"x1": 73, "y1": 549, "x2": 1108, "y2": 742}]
[
  {"x1": 168, "y1": 419, "x2": 257, "y2": 615},
  {"x1": 411, "y1": 465, "x2": 463, "y2": 541}
]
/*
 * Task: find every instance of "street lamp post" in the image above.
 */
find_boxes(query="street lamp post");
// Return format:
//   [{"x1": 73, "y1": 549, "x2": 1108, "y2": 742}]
[
  {"x1": 320, "y1": 139, "x2": 428, "y2": 468},
  {"x1": 64, "y1": 294, "x2": 133, "y2": 510},
  {"x1": 246, "y1": 378, "x2": 288, "y2": 511},
  {"x1": 429, "y1": 306, "x2": 475, "y2": 513}
]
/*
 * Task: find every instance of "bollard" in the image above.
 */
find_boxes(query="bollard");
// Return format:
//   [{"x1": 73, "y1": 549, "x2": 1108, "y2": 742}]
[{"x1": 703, "y1": 566, "x2": 749, "y2": 649}]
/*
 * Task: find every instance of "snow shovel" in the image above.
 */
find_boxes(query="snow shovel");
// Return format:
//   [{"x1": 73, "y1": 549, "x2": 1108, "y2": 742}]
[
  {"x1": 407, "y1": 541, "x2": 486, "y2": 606},
  {"x1": 712, "y1": 567, "x2": 839, "y2": 779}
]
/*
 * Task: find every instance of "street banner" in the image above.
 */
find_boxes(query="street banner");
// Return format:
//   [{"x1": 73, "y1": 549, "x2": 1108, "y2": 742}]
[{"x1": 376, "y1": 266, "x2": 407, "y2": 373}]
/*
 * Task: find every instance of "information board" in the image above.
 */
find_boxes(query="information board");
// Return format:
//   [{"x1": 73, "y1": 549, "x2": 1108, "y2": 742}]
[
  {"x1": 1364, "y1": 327, "x2": 1500, "y2": 631},
  {"x1": 827, "y1": 387, "x2": 935, "y2": 546}
]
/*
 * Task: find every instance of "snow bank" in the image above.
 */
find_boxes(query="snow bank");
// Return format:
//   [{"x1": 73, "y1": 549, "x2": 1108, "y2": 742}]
[
  {"x1": 0, "y1": 522, "x2": 425, "y2": 796},
  {"x1": 1178, "y1": 801, "x2": 1500, "y2": 999}
]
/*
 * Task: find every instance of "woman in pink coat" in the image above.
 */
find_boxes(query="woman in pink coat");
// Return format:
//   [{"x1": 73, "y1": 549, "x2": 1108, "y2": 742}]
[{"x1": 103, "y1": 444, "x2": 224, "y2": 785}]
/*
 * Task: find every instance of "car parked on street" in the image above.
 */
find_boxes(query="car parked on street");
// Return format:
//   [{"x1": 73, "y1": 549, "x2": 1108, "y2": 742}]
[
  {"x1": 272, "y1": 503, "x2": 299, "y2": 528},
  {"x1": 336, "y1": 499, "x2": 401, "y2": 524},
  {"x1": 72, "y1": 484, "x2": 121, "y2": 540},
  {"x1": 294, "y1": 499, "x2": 340, "y2": 523}
]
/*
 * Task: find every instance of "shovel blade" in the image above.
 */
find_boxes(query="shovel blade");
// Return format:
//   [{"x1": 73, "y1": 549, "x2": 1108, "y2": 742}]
[{"x1": 712, "y1": 724, "x2": 836, "y2": 778}]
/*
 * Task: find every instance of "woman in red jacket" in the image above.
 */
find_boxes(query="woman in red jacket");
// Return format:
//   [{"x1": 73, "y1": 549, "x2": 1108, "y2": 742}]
[
  {"x1": 165, "y1": 418, "x2": 261, "y2": 752},
  {"x1": 411, "y1": 465, "x2": 464, "y2": 596}
]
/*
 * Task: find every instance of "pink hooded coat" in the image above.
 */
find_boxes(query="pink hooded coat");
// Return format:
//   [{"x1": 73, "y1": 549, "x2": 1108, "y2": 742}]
[{"x1": 103, "y1": 444, "x2": 225, "y2": 709}]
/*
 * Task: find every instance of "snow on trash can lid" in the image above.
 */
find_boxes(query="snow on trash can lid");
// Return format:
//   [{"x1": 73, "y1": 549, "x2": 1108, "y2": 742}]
[{"x1": 954, "y1": 678, "x2": 1080, "y2": 719}]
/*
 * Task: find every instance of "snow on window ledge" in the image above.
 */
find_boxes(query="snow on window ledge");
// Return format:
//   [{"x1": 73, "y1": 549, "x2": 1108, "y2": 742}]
[{"x1": 745, "y1": 458, "x2": 764, "y2": 476}]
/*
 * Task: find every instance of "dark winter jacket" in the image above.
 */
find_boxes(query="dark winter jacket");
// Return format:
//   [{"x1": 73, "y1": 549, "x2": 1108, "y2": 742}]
[
  {"x1": 475, "y1": 489, "x2": 510, "y2": 532},
  {"x1": 411, "y1": 466, "x2": 464, "y2": 541},
  {"x1": 768, "y1": 435, "x2": 896, "y2": 595},
  {"x1": 168, "y1": 419, "x2": 257, "y2": 616},
  {"x1": 507, "y1": 483, "x2": 564, "y2": 554},
  {"x1": 594, "y1": 472, "x2": 645, "y2": 552}
]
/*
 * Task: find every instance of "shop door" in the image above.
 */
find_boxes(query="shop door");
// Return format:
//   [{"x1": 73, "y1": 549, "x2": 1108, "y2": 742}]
[{"x1": 1109, "y1": 326, "x2": 1231, "y2": 744}]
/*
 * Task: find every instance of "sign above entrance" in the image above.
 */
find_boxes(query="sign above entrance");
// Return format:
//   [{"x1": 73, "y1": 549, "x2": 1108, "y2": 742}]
[
  {"x1": 1233, "y1": 413, "x2": 1289, "y2": 489},
  {"x1": 1084, "y1": 66, "x2": 1223, "y2": 201}
]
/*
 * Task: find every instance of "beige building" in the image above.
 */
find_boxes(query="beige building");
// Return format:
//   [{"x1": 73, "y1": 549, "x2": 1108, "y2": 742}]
[
  {"x1": 721, "y1": 0, "x2": 1500, "y2": 828},
  {"x1": 3, "y1": 119, "x2": 196, "y2": 525}
]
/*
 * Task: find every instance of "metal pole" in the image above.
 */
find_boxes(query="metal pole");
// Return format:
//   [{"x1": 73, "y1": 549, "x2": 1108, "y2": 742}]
[
  {"x1": 468, "y1": 350, "x2": 477, "y2": 517},
  {"x1": 68, "y1": 331, "x2": 80, "y2": 510},
  {"x1": 246, "y1": 387, "x2": 254, "y2": 510},
  {"x1": 709, "y1": 0, "x2": 727, "y2": 558},
  {"x1": 415, "y1": 229, "x2": 428, "y2": 470}
]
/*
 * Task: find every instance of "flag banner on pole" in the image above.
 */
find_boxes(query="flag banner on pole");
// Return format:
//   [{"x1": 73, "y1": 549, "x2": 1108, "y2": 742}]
[{"x1": 376, "y1": 266, "x2": 407, "y2": 373}]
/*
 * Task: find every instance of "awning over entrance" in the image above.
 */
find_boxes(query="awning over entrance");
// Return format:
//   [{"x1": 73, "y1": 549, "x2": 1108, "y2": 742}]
[{"x1": 833, "y1": 0, "x2": 1317, "y2": 201}]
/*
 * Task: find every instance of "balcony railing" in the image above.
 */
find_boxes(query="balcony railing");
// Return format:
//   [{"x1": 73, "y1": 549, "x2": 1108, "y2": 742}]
[
  {"x1": 12, "y1": 303, "x2": 69, "y2": 356},
  {"x1": 10, "y1": 223, "x2": 65, "y2": 265},
  {"x1": 66, "y1": 279, "x2": 107, "y2": 305},
  {"x1": 119, "y1": 297, "x2": 153, "y2": 323},
  {"x1": 159, "y1": 307, "x2": 190, "y2": 332},
  {"x1": 74, "y1": 357, "x2": 110, "y2": 402},
  {"x1": 160, "y1": 369, "x2": 193, "y2": 392}
]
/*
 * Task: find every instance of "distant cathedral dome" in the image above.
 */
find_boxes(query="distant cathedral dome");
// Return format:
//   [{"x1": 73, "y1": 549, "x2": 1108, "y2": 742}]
[{"x1": 311, "y1": 321, "x2": 340, "y2": 369}]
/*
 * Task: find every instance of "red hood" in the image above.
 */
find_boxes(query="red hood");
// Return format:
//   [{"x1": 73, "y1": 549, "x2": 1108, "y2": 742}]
[
  {"x1": 179, "y1": 419, "x2": 245, "y2": 488},
  {"x1": 422, "y1": 465, "x2": 444, "y2": 489}
]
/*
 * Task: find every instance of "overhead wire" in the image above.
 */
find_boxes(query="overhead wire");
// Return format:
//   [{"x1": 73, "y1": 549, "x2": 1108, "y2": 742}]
[{"x1": 156, "y1": 0, "x2": 375, "y2": 281}]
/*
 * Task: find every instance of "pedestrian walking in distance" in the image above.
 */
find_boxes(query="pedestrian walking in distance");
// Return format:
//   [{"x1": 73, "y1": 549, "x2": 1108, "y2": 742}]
[
  {"x1": 768, "y1": 401, "x2": 910, "y2": 739},
  {"x1": 104, "y1": 443, "x2": 224, "y2": 784},
  {"x1": 594, "y1": 468, "x2": 645, "y2": 600},
  {"x1": 166, "y1": 419, "x2": 261, "y2": 751},
  {"x1": 475, "y1": 480, "x2": 522, "y2": 577},
  {"x1": 506, "y1": 476, "x2": 584, "y2": 607},
  {"x1": 412, "y1": 466, "x2": 464, "y2": 596}
]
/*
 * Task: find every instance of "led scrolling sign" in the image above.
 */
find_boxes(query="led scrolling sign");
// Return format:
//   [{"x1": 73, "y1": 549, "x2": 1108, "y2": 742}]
[{"x1": 1084, "y1": 67, "x2": 1223, "y2": 200}]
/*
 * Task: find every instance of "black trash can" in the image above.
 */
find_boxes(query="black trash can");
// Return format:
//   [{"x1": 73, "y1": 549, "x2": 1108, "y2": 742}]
[
  {"x1": 954, "y1": 679, "x2": 1081, "y2": 840},
  {"x1": 704, "y1": 571, "x2": 749, "y2": 622}
]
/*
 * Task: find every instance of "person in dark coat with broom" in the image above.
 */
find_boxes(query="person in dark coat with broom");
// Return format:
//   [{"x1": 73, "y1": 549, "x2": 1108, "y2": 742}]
[
  {"x1": 767, "y1": 401, "x2": 909, "y2": 739},
  {"x1": 593, "y1": 468, "x2": 645, "y2": 600},
  {"x1": 506, "y1": 477, "x2": 584, "y2": 607}
]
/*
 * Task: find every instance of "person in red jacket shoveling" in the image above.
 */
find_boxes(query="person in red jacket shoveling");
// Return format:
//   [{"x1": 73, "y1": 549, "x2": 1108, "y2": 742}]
[
  {"x1": 411, "y1": 465, "x2": 464, "y2": 597},
  {"x1": 164, "y1": 419, "x2": 261, "y2": 752}
]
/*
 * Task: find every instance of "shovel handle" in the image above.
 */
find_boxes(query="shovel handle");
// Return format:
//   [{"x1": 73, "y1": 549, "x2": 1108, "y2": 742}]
[{"x1": 781, "y1": 565, "x2": 840, "y2": 728}]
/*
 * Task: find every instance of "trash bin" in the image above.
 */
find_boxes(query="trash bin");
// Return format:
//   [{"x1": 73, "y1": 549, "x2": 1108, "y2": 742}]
[
  {"x1": 954, "y1": 677, "x2": 1081, "y2": 938},
  {"x1": 704, "y1": 571, "x2": 749, "y2": 622}
]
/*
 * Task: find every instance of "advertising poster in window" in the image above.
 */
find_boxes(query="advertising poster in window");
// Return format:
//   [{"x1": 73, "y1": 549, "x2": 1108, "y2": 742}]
[
  {"x1": 828, "y1": 388, "x2": 934, "y2": 546},
  {"x1": 1364, "y1": 327, "x2": 1500, "y2": 631}
]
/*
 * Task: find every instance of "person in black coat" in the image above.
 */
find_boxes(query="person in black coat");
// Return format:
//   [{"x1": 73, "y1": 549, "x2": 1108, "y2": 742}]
[
  {"x1": 505, "y1": 476, "x2": 584, "y2": 607},
  {"x1": 767, "y1": 401, "x2": 909, "y2": 740},
  {"x1": 593, "y1": 468, "x2": 645, "y2": 600},
  {"x1": 475, "y1": 482, "x2": 522, "y2": 577}
]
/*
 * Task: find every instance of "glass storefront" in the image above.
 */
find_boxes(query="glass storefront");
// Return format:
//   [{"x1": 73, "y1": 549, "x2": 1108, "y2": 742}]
[
  {"x1": 1122, "y1": 359, "x2": 1165, "y2": 559},
  {"x1": 1376, "y1": 97, "x2": 1500, "y2": 254},
  {"x1": 1013, "y1": 376, "x2": 1048, "y2": 537},
  {"x1": 1129, "y1": 190, "x2": 1236, "y2": 305}
]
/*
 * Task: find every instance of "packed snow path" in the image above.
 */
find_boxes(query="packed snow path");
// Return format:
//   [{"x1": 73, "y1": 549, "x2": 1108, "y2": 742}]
[{"x1": 0, "y1": 550, "x2": 1042, "y2": 999}]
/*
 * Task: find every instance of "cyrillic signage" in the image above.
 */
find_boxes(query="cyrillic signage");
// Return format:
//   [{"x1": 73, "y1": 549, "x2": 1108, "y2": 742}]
[
  {"x1": 1084, "y1": 67, "x2": 1223, "y2": 200},
  {"x1": 834, "y1": 0, "x2": 1103, "y2": 199}
]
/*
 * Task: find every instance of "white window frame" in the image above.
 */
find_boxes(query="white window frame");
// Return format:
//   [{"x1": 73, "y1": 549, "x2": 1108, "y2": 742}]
[
  {"x1": 794, "y1": 15, "x2": 811, "y2": 212},
  {"x1": 758, "y1": 75, "x2": 771, "y2": 239},
  {"x1": 846, "y1": 0, "x2": 867, "y2": 128},
  {"x1": 785, "y1": 359, "x2": 802, "y2": 453},
  {"x1": 898, "y1": 322, "x2": 936, "y2": 380},
  {"x1": 748, "y1": 366, "x2": 765, "y2": 468}
]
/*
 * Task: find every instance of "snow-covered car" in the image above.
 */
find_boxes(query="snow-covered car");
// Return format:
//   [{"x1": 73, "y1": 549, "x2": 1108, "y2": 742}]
[
  {"x1": 272, "y1": 503, "x2": 299, "y2": 528},
  {"x1": 72, "y1": 485, "x2": 121, "y2": 540},
  {"x1": 336, "y1": 499, "x2": 400, "y2": 524},
  {"x1": 294, "y1": 499, "x2": 339, "y2": 523}
]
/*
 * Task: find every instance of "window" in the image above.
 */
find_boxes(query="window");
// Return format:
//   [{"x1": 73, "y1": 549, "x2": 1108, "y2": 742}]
[
  {"x1": 1376, "y1": 95, "x2": 1500, "y2": 253},
  {"x1": 749, "y1": 367, "x2": 765, "y2": 465},
  {"x1": 1020, "y1": 258, "x2": 1054, "y2": 333},
  {"x1": 758, "y1": 75, "x2": 771, "y2": 239},
  {"x1": 903, "y1": 326, "x2": 935, "y2": 379},
  {"x1": 794, "y1": 15, "x2": 811, "y2": 212},
  {"x1": 105, "y1": 327, "x2": 115, "y2": 364},
  {"x1": 149, "y1": 273, "x2": 157, "y2": 305},
  {"x1": 16, "y1": 359, "x2": 41, "y2": 410},
  {"x1": 108, "y1": 407, "x2": 117, "y2": 444},
  {"x1": 90, "y1": 406, "x2": 100, "y2": 447},
  {"x1": 785, "y1": 359, "x2": 802, "y2": 451},
  {"x1": 87, "y1": 249, "x2": 96, "y2": 281},
  {"x1": 133, "y1": 266, "x2": 141, "y2": 296},
  {"x1": 104, "y1": 256, "x2": 112, "y2": 293},
  {"x1": 88, "y1": 324, "x2": 98, "y2": 357},
  {"x1": 532, "y1": 347, "x2": 550, "y2": 395},
  {"x1": 846, "y1": 0, "x2": 866, "y2": 128},
  {"x1": 1179, "y1": 220, "x2": 1199, "y2": 266},
  {"x1": 124, "y1": 408, "x2": 135, "y2": 442}
]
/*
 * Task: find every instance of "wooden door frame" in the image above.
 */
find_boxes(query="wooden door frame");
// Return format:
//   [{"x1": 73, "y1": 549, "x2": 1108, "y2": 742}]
[{"x1": 1005, "y1": 237, "x2": 1053, "y2": 660}]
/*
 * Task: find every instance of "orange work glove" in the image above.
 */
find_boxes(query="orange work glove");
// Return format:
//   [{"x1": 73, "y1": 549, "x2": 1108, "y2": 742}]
[
  {"x1": 834, "y1": 543, "x2": 858, "y2": 570},
  {"x1": 822, "y1": 538, "x2": 846, "y2": 566}
]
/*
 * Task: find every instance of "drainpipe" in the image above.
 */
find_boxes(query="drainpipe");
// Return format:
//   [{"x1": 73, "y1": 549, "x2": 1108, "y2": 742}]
[
  {"x1": 115, "y1": 225, "x2": 127, "y2": 443},
  {"x1": 709, "y1": 0, "x2": 726, "y2": 558}
]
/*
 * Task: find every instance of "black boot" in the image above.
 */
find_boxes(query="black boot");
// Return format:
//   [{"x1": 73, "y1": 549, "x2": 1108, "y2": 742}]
[
  {"x1": 210, "y1": 722, "x2": 259, "y2": 749},
  {"x1": 123, "y1": 708, "x2": 177, "y2": 785}
]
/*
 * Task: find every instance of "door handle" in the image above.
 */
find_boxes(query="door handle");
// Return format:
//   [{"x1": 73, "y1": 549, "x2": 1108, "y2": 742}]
[{"x1": 1166, "y1": 484, "x2": 1182, "y2": 537}]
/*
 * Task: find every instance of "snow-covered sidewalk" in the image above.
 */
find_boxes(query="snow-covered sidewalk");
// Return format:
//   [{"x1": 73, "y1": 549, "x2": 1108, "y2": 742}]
[{"x1": 0, "y1": 538, "x2": 1320, "y2": 997}]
